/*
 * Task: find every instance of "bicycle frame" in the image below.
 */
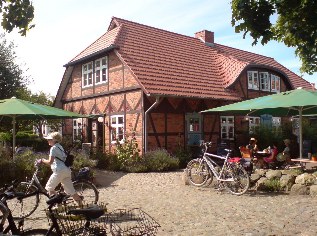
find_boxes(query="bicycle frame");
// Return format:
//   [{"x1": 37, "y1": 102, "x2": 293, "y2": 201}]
[
  {"x1": 1, "y1": 189, "x2": 27, "y2": 234},
  {"x1": 25, "y1": 166, "x2": 49, "y2": 196},
  {"x1": 201, "y1": 143, "x2": 234, "y2": 182}
]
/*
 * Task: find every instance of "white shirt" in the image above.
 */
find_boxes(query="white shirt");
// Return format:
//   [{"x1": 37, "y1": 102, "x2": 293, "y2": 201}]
[{"x1": 49, "y1": 143, "x2": 68, "y2": 172}]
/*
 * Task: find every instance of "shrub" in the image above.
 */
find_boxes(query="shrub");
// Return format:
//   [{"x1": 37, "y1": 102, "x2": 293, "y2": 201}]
[
  {"x1": 115, "y1": 136, "x2": 140, "y2": 170},
  {"x1": 263, "y1": 178, "x2": 282, "y2": 192},
  {"x1": 71, "y1": 150, "x2": 96, "y2": 173},
  {"x1": 174, "y1": 147, "x2": 192, "y2": 168},
  {"x1": 0, "y1": 150, "x2": 51, "y2": 186},
  {"x1": 143, "y1": 149, "x2": 179, "y2": 172},
  {"x1": 92, "y1": 151, "x2": 121, "y2": 171},
  {"x1": 0, "y1": 132, "x2": 11, "y2": 142}
]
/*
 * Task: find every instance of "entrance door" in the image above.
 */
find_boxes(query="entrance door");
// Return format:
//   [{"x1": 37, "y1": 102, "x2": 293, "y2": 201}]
[
  {"x1": 185, "y1": 113, "x2": 202, "y2": 146},
  {"x1": 91, "y1": 119, "x2": 104, "y2": 152}
]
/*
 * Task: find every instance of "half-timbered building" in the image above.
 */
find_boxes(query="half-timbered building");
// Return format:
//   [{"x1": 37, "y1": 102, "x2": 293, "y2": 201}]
[{"x1": 54, "y1": 17, "x2": 314, "y2": 155}]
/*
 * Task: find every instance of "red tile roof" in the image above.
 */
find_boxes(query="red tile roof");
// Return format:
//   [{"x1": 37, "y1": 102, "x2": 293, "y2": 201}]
[
  {"x1": 69, "y1": 25, "x2": 122, "y2": 63},
  {"x1": 66, "y1": 17, "x2": 313, "y2": 101},
  {"x1": 214, "y1": 44, "x2": 311, "y2": 89}
]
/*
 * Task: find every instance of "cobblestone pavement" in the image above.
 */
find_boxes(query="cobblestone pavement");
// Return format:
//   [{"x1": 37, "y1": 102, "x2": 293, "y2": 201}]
[{"x1": 23, "y1": 170, "x2": 317, "y2": 236}]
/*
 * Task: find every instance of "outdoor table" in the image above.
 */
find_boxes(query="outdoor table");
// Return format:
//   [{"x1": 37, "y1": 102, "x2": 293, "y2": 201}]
[
  {"x1": 256, "y1": 151, "x2": 270, "y2": 156},
  {"x1": 290, "y1": 158, "x2": 317, "y2": 169}
]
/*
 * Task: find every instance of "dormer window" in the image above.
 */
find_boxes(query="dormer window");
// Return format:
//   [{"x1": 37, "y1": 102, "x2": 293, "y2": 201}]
[
  {"x1": 95, "y1": 57, "x2": 108, "y2": 84},
  {"x1": 260, "y1": 72, "x2": 270, "y2": 91},
  {"x1": 271, "y1": 74, "x2": 280, "y2": 92},
  {"x1": 82, "y1": 56, "x2": 108, "y2": 88},
  {"x1": 247, "y1": 70, "x2": 280, "y2": 93},
  {"x1": 82, "y1": 62, "x2": 93, "y2": 87},
  {"x1": 248, "y1": 71, "x2": 259, "y2": 90}
]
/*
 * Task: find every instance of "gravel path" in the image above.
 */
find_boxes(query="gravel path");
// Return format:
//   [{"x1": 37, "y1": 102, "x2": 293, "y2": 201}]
[{"x1": 23, "y1": 170, "x2": 317, "y2": 235}]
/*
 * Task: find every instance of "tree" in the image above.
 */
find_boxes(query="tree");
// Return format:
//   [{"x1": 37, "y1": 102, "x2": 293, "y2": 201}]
[
  {"x1": 18, "y1": 90, "x2": 61, "y2": 138},
  {"x1": 231, "y1": 0, "x2": 317, "y2": 74},
  {"x1": 0, "y1": 0, "x2": 34, "y2": 36},
  {"x1": 0, "y1": 34, "x2": 30, "y2": 100}
]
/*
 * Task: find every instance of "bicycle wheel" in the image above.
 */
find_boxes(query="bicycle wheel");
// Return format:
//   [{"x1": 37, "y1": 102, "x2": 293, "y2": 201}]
[
  {"x1": 73, "y1": 180, "x2": 99, "y2": 204},
  {"x1": 22, "y1": 228, "x2": 57, "y2": 235},
  {"x1": 6, "y1": 182, "x2": 40, "y2": 219},
  {"x1": 223, "y1": 163, "x2": 250, "y2": 195},
  {"x1": 187, "y1": 159, "x2": 212, "y2": 187}
]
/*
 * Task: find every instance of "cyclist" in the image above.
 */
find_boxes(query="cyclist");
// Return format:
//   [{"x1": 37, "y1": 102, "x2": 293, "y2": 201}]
[{"x1": 38, "y1": 132, "x2": 83, "y2": 204}]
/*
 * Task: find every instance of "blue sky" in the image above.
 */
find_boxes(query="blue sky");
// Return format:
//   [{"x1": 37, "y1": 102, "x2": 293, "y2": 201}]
[{"x1": 4, "y1": 0, "x2": 317, "y2": 96}]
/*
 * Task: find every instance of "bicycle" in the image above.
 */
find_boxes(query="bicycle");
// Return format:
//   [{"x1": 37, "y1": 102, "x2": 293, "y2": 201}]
[
  {"x1": 186, "y1": 141, "x2": 250, "y2": 195},
  {"x1": 29, "y1": 192, "x2": 160, "y2": 235},
  {"x1": 5, "y1": 164, "x2": 99, "y2": 220},
  {"x1": 0, "y1": 181, "x2": 46, "y2": 235}
]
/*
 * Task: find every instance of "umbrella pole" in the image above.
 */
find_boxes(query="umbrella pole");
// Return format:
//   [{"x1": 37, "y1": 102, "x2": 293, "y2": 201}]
[
  {"x1": 299, "y1": 108, "x2": 303, "y2": 159},
  {"x1": 12, "y1": 116, "x2": 16, "y2": 160}
]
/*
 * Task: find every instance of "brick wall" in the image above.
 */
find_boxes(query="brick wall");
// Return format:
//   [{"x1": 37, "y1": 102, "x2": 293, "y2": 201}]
[{"x1": 62, "y1": 51, "x2": 143, "y2": 153}]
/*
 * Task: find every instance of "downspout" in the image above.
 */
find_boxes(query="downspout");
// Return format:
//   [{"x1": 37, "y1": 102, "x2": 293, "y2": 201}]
[{"x1": 144, "y1": 97, "x2": 160, "y2": 153}]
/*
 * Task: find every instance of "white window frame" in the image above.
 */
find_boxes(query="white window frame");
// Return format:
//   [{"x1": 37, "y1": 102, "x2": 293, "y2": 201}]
[
  {"x1": 220, "y1": 116, "x2": 234, "y2": 140},
  {"x1": 110, "y1": 115, "x2": 124, "y2": 143},
  {"x1": 247, "y1": 71, "x2": 259, "y2": 90},
  {"x1": 248, "y1": 116, "x2": 260, "y2": 134},
  {"x1": 73, "y1": 118, "x2": 83, "y2": 141},
  {"x1": 272, "y1": 117, "x2": 281, "y2": 130},
  {"x1": 95, "y1": 56, "x2": 108, "y2": 84},
  {"x1": 271, "y1": 75, "x2": 280, "y2": 93},
  {"x1": 82, "y1": 62, "x2": 93, "y2": 87},
  {"x1": 260, "y1": 72, "x2": 270, "y2": 91}
]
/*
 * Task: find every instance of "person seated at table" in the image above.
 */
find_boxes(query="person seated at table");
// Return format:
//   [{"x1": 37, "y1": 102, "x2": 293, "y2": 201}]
[
  {"x1": 246, "y1": 137, "x2": 259, "y2": 157},
  {"x1": 276, "y1": 139, "x2": 291, "y2": 163},
  {"x1": 263, "y1": 142, "x2": 279, "y2": 167},
  {"x1": 276, "y1": 139, "x2": 291, "y2": 166}
]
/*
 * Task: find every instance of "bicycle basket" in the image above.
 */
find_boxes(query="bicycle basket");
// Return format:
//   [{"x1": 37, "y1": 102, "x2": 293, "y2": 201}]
[
  {"x1": 45, "y1": 202, "x2": 108, "y2": 235},
  {"x1": 96, "y1": 208, "x2": 160, "y2": 236},
  {"x1": 76, "y1": 167, "x2": 90, "y2": 180}
]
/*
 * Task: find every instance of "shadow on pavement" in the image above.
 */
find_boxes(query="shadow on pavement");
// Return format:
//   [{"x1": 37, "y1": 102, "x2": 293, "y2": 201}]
[{"x1": 94, "y1": 169, "x2": 127, "y2": 188}]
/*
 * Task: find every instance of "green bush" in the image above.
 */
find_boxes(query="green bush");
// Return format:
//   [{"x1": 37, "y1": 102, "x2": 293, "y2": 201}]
[
  {"x1": 0, "y1": 147, "x2": 97, "y2": 188},
  {"x1": 174, "y1": 147, "x2": 192, "y2": 168},
  {"x1": 71, "y1": 151, "x2": 96, "y2": 172},
  {"x1": 0, "y1": 131, "x2": 49, "y2": 152},
  {"x1": 143, "y1": 149, "x2": 179, "y2": 172},
  {"x1": 263, "y1": 178, "x2": 282, "y2": 192},
  {"x1": 115, "y1": 137, "x2": 140, "y2": 170},
  {"x1": 92, "y1": 151, "x2": 121, "y2": 171},
  {"x1": 0, "y1": 150, "x2": 51, "y2": 186}
]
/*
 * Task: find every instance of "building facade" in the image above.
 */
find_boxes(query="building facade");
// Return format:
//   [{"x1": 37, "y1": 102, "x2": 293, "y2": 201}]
[{"x1": 54, "y1": 17, "x2": 314, "y2": 155}]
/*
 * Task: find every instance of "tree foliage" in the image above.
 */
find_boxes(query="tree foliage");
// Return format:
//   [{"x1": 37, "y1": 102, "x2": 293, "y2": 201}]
[
  {"x1": 0, "y1": 0, "x2": 34, "y2": 36},
  {"x1": 18, "y1": 90, "x2": 61, "y2": 138},
  {"x1": 0, "y1": 34, "x2": 30, "y2": 99},
  {"x1": 231, "y1": 0, "x2": 317, "y2": 74}
]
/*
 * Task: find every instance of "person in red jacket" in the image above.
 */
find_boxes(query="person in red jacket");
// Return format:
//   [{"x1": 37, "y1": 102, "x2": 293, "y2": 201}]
[{"x1": 263, "y1": 142, "x2": 279, "y2": 166}]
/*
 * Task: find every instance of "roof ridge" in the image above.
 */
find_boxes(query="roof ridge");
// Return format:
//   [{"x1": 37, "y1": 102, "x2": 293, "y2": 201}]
[
  {"x1": 214, "y1": 42, "x2": 274, "y2": 60},
  {"x1": 67, "y1": 27, "x2": 119, "y2": 63},
  {"x1": 112, "y1": 16, "x2": 201, "y2": 42}
]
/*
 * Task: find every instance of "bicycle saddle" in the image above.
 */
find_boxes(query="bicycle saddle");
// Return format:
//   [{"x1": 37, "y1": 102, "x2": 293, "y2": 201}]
[{"x1": 67, "y1": 205, "x2": 104, "y2": 220}]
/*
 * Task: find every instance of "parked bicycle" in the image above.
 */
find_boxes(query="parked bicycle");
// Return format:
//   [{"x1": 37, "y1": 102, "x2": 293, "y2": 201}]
[
  {"x1": 29, "y1": 192, "x2": 160, "y2": 235},
  {"x1": 0, "y1": 181, "x2": 45, "y2": 235},
  {"x1": 186, "y1": 141, "x2": 250, "y2": 195},
  {"x1": 6, "y1": 164, "x2": 99, "y2": 220}
]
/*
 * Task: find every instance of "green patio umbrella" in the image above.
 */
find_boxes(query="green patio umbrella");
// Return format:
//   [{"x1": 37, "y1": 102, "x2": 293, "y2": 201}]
[
  {"x1": 0, "y1": 97, "x2": 86, "y2": 157},
  {"x1": 201, "y1": 88, "x2": 317, "y2": 158}
]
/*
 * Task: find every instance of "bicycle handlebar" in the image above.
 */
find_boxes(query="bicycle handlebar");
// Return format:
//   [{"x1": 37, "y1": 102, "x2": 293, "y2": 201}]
[{"x1": 200, "y1": 141, "x2": 232, "y2": 154}]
